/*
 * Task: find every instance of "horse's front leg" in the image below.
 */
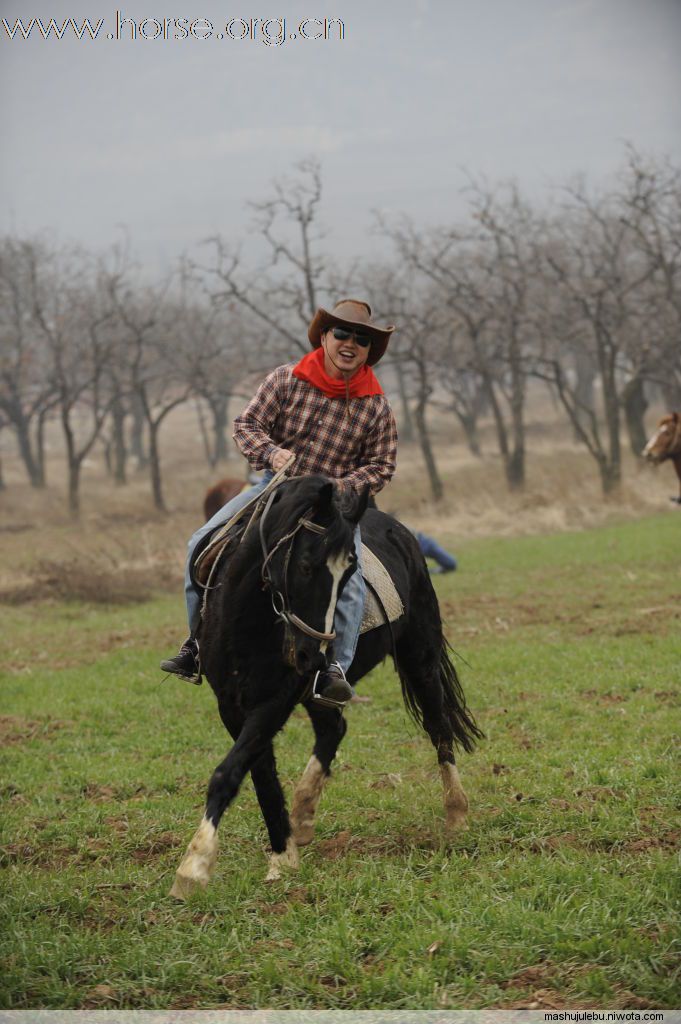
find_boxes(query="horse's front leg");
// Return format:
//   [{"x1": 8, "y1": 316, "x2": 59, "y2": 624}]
[
  {"x1": 250, "y1": 746, "x2": 300, "y2": 881},
  {"x1": 170, "y1": 697, "x2": 295, "y2": 900}
]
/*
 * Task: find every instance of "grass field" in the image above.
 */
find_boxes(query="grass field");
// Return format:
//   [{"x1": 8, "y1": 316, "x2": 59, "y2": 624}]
[{"x1": 1, "y1": 509, "x2": 680, "y2": 1010}]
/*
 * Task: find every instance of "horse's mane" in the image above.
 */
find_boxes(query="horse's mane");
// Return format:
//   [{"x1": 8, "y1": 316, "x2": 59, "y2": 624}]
[
  {"x1": 223, "y1": 476, "x2": 355, "y2": 587},
  {"x1": 265, "y1": 476, "x2": 356, "y2": 557}
]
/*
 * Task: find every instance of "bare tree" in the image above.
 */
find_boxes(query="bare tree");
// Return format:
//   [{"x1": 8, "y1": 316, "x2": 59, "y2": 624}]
[
  {"x1": 438, "y1": 327, "x2": 488, "y2": 457},
  {"x1": 201, "y1": 158, "x2": 332, "y2": 368},
  {"x1": 174, "y1": 261, "x2": 256, "y2": 468},
  {"x1": 25, "y1": 245, "x2": 118, "y2": 516},
  {"x1": 382, "y1": 211, "x2": 534, "y2": 489},
  {"x1": 0, "y1": 237, "x2": 58, "y2": 487},
  {"x1": 107, "y1": 267, "x2": 191, "y2": 512},
  {"x1": 616, "y1": 147, "x2": 681, "y2": 430},
  {"x1": 538, "y1": 174, "x2": 658, "y2": 493}
]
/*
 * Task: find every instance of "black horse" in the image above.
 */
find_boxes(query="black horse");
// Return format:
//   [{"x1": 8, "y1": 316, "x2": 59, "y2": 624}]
[{"x1": 170, "y1": 475, "x2": 482, "y2": 899}]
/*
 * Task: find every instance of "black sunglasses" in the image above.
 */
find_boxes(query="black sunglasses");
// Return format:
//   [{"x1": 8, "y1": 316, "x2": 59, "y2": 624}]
[{"x1": 331, "y1": 326, "x2": 372, "y2": 348}]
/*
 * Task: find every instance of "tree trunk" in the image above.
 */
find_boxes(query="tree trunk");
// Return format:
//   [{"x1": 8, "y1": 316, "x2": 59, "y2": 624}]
[
  {"x1": 61, "y1": 407, "x2": 82, "y2": 519},
  {"x1": 15, "y1": 420, "x2": 43, "y2": 487},
  {"x1": 209, "y1": 396, "x2": 230, "y2": 463},
  {"x1": 35, "y1": 409, "x2": 49, "y2": 487},
  {"x1": 148, "y1": 421, "x2": 166, "y2": 512},
  {"x1": 414, "y1": 395, "x2": 443, "y2": 501},
  {"x1": 573, "y1": 348, "x2": 596, "y2": 441},
  {"x1": 599, "y1": 458, "x2": 621, "y2": 497},
  {"x1": 483, "y1": 373, "x2": 516, "y2": 492},
  {"x1": 67, "y1": 458, "x2": 82, "y2": 518},
  {"x1": 600, "y1": 352, "x2": 622, "y2": 495},
  {"x1": 195, "y1": 398, "x2": 214, "y2": 467},
  {"x1": 506, "y1": 444, "x2": 525, "y2": 490},
  {"x1": 454, "y1": 411, "x2": 482, "y2": 457},
  {"x1": 622, "y1": 376, "x2": 649, "y2": 456},
  {"x1": 507, "y1": 400, "x2": 526, "y2": 490},
  {"x1": 111, "y1": 395, "x2": 127, "y2": 484},
  {"x1": 393, "y1": 360, "x2": 414, "y2": 443},
  {"x1": 131, "y1": 394, "x2": 149, "y2": 471}
]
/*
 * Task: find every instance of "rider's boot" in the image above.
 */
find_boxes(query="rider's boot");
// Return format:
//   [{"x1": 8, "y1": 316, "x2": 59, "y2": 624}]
[
  {"x1": 160, "y1": 636, "x2": 200, "y2": 684},
  {"x1": 313, "y1": 661, "x2": 353, "y2": 705}
]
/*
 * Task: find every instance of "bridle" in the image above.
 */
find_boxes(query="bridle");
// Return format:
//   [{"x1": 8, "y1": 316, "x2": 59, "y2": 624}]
[{"x1": 258, "y1": 484, "x2": 338, "y2": 644}]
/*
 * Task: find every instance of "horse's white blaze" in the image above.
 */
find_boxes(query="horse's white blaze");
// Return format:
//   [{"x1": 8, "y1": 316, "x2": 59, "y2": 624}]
[
  {"x1": 643, "y1": 427, "x2": 664, "y2": 457},
  {"x1": 291, "y1": 754, "x2": 327, "y2": 845},
  {"x1": 440, "y1": 763, "x2": 469, "y2": 831},
  {"x1": 169, "y1": 816, "x2": 218, "y2": 900},
  {"x1": 265, "y1": 835, "x2": 300, "y2": 882},
  {"x1": 319, "y1": 552, "x2": 351, "y2": 654}
]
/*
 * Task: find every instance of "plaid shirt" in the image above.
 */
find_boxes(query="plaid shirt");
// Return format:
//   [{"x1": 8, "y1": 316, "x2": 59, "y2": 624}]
[{"x1": 233, "y1": 363, "x2": 398, "y2": 495}]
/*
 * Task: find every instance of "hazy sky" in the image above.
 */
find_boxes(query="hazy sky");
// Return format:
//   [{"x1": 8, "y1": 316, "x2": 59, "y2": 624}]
[{"x1": 2, "y1": 0, "x2": 680, "y2": 271}]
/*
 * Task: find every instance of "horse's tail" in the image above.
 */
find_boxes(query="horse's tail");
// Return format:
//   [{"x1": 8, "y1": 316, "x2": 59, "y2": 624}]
[{"x1": 398, "y1": 639, "x2": 484, "y2": 754}]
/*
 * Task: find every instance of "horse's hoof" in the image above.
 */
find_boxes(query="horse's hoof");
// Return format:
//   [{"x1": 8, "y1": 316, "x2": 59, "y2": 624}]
[
  {"x1": 169, "y1": 871, "x2": 207, "y2": 901},
  {"x1": 445, "y1": 811, "x2": 469, "y2": 833},
  {"x1": 265, "y1": 837, "x2": 300, "y2": 881}
]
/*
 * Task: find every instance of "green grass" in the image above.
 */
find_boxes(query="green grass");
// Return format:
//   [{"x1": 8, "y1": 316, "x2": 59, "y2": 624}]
[{"x1": 1, "y1": 512, "x2": 680, "y2": 1009}]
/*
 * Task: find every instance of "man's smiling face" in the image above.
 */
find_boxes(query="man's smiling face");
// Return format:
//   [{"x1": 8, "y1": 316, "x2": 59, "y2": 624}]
[{"x1": 322, "y1": 327, "x2": 372, "y2": 379}]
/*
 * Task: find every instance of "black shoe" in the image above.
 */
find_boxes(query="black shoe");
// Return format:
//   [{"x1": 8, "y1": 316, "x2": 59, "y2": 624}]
[
  {"x1": 313, "y1": 663, "x2": 353, "y2": 705},
  {"x1": 160, "y1": 637, "x2": 200, "y2": 684}
]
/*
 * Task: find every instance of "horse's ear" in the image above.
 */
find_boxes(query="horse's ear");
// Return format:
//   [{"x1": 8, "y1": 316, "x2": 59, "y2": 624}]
[
  {"x1": 316, "y1": 481, "x2": 335, "y2": 513},
  {"x1": 346, "y1": 484, "x2": 371, "y2": 525}
]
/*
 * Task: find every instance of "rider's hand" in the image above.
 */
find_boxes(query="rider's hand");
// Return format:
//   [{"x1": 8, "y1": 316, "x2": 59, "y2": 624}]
[{"x1": 271, "y1": 449, "x2": 295, "y2": 473}]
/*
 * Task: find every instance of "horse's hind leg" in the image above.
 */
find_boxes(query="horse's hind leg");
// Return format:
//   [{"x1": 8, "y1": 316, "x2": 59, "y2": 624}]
[
  {"x1": 395, "y1": 637, "x2": 470, "y2": 833},
  {"x1": 290, "y1": 703, "x2": 347, "y2": 846},
  {"x1": 438, "y1": 749, "x2": 469, "y2": 832}
]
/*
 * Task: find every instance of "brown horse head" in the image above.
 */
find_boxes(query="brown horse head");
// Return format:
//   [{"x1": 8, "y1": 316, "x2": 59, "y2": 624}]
[
  {"x1": 203, "y1": 478, "x2": 247, "y2": 522},
  {"x1": 643, "y1": 413, "x2": 681, "y2": 464}
]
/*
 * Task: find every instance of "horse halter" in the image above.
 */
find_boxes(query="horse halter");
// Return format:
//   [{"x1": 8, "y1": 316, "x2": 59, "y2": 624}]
[{"x1": 258, "y1": 485, "x2": 337, "y2": 644}]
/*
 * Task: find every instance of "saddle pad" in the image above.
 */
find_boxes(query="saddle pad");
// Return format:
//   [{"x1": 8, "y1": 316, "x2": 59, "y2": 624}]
[{"x1": 360, "y1": 543, "x2": 404, "y2": 634}]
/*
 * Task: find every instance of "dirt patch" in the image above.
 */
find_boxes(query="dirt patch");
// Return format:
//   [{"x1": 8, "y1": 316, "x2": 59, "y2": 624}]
[
  {"x1": 501, "y1": 963, "x2": 558, "y2": 990},
  {"x1": 80, "y1": 984, "x2": 120, "y2": 1008},
  {"x1": 620, "y1": 830, "x2": 681, "y2": 853},
  {"x1": 574, "y1": 785, "x2": 625, "y2": 802},
  {"x1": 130, "y1": 831, "x2": 183, "y2": 862},
  {"x1": 0, "y1": 557, "x2": 176, "y2": 607},
  {"x1": 0, "y1": 840, "x2": 75, "y2": 870},
  {"x1": 368, "y1": 773, "x2": 403, "y2": 789},
  {"x1": 0, "y1": 715, "x2": 72, "y2": 745},
  {"x1": 525, "y1": 827, "x2": 680, "y2": 855},
  {"x1": 581, "y1": 689, "x2": 629, "y2": 705},
  {"x1": 317, "y1": 826, "x2": 442, "y2": 861},
  {"x1": 81, "y1": 782, "x2": 149, "y2": 803},
  {"x1": 653, "y1": 690, "x2": 680, "y2": 704}
]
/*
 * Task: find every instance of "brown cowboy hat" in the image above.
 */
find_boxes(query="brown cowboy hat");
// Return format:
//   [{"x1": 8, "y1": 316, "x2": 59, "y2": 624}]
[{"x1": 308, "y1": 299, "x2": 395, "y2": 366}]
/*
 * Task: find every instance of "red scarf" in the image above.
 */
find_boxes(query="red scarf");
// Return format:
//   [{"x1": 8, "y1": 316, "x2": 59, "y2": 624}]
[{"x1": 292, "y1": 347, "x2": 383, "y2": 398}]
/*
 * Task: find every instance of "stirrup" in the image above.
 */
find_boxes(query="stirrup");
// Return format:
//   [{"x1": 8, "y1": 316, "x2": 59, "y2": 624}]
[{"x1": 310, "y1": 668, "x2": 351, "y2": 710}]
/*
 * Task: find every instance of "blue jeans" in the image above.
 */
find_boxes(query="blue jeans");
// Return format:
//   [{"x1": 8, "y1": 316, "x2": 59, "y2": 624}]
[
  {"x1": 415, "y1": 531, "x2": 458, "y2": 571},
  {"x1": 185, "y1": 473, "x2": 272, "y2": 634},
  {"x1": 333, "y1": 525, "x2": 365, "y2": 673},
  {"x1": 185, "y1": 477, "x2": 364, "y2": 675}
]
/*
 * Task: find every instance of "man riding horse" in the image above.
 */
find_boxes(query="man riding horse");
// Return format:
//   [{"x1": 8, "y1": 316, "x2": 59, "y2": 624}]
[{"x1": 161, "y1": 299, "x2": 397, "y2": 705}]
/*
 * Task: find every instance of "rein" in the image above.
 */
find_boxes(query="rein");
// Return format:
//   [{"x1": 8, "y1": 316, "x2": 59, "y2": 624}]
[{"x1": 259, "y1": 484, "x2": 337, "y2": 643}]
